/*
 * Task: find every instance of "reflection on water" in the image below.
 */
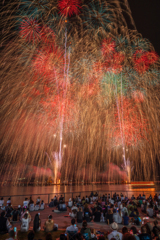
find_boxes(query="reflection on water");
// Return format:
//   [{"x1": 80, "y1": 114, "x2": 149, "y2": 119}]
[{"x1": 0, "y1": 184, "x2": 158, "y2": 205}]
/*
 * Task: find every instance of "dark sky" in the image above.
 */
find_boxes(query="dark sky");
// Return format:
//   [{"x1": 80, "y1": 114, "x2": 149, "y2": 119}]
[{"x1": 128, "y1": 0, "x2": 160, "y2": 55}]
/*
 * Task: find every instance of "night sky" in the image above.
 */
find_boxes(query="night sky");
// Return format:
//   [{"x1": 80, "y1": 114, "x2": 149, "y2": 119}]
[{"x1": 128, "y1": 0, "x2": 160, "y2": 55}]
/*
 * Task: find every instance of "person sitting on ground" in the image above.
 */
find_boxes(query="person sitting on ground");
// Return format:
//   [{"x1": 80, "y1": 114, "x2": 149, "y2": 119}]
[
  {"x1": 6, "y1": 230, "x2": 15, "y2": 240},
  {"x1": 77, "y1": 207, "x2": 83, "y2": 223},
  {"x1": 21, "y1": 212, "x2": 31, "y2": 232},
  {"x1": 80, "y1": 220, "x2": 91, "y2": 240},
  {"x1": 40, "y1": 200, "x2": 45, "y2": 210},
  {"x1": 152, "y1": 220, "x2": 160, "y2": 238},
  {"x1": 130, "y1": 226, "x2": 140, "y2": 240},
  {"x1": 58, "y1": 201, "x2": 67, "y2": 211},
  {"x1": 91, "y1": 229, "x2": 97, "y2": 239},
  {"x1": 7, "y1": 198, "x2": 11, "y2": 206},
  {"x1": 139, "y1": 225, "x2": 152, "y2": 240},
  {"x1": 83, "y1": 203, "x2": 92, "y2": 222},
  {"x1": 20, "y1": 207, "x2": 30, "y2": 221},
  {"x1": 23, "y1": 198, "x2": 29, "y2": 208},
  {"x1": 49, "y1": 199, "x2": 54, "y2": 207},
  {"x1": 69, "y1": 208, "x2": 77, "y2": 218},
  {"x1": 0, "y1": 197, "x2": 4, "y2": 207},
  {"x1": 28, "y1": 196, "x2": 34, "y2": 205},
  {"x1": 46, "y1": 233, "x2": 53, "y2": 240},
  {"x1": 59, "y1": 195, "x2": 64, "y2": 203},
  {"x1": 44, "y1": 215, "x2": 54, "y2": 232},
  {"x1": 129, "y1": 207, "x2": 138, "y2": 218},
  {"x1": 82, "y1": 197, "x2": 86, "y2": 205},
  {"x1": 68, "y1": 198, "x2": 73, "y2": 208},
  {"x1": 36, "y1": 197, "x2": 41, "y2": 204},
  {"x1": 28, "y1": 230, "x2": 35, "y2": 240},
  {"x1": 123, "y1": 212, "x2": 129, "y2": 226},
  {"x1": 113, "y1": 208, "x2": 122, "y2": 224},
  {"x1": 107, "y1": 222, "x2": 123, "y2": 240},
  {"x1": 147, "y1": 205, "x2": 154, "y2": 218},
  {"x1": 131, "y1": 195, "x2": 135, "y2": 200},
  {"x1": 59, "y1": 234, "x2": 67, "y2": 240},
  {"x1": 33, "y1": 213, "x2": 41, "y2": 232},
  {"x1": 106, "y1": 209, "x2": 113, "y2": 225},
  {"x1": 93, "y1": 208, "x2": 101, "y2": 222},
  {"x1": 122, "y1": 226, "x2": 128, "y2": 235},
  {"x1": 85, "y1": 196, "x2": 89, "y2": 203},
  {"x1": 65, "y1": 218, "x2": 78, "y2": 234},
  {"x1": 34, "y1": 202, "x2": 40, "y2": 211},
  {"x1": 72, "y1": 203, "x2": 78, "y2": 212}
]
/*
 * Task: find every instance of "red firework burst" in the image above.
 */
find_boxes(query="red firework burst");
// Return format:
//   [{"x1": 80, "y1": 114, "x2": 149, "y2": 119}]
[
  {"x1": 101, "y1": 38, "x2": 116, "y2": 57},
  {"x1": 101, "y1": 38, "x2": 124, "y2": 73},
  {"x1": 133, "y1": 50, "x2": 158, "y2": 74},
  {"x1": 20, "y1": 18, "x2": 41, "y2": 43},
  {"x1": 58, "y1": 0, "x2": 82, "y2": 17}
]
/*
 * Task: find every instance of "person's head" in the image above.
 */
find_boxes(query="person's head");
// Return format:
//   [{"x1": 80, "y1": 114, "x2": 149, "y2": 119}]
[
  {"x1": 1, "y1": 211, "x2": 5, "y2": 217},
  {"x1": 82, "y1": 220, "x2": 87, "y2": 228},
  {"x1": 46, "y1": 233, "x2": 52, "y2": 240},
  {"x1": 122, "y1": 226, "x2": 128, "y2": 235},
  {"x1": 60, "y1": 234, "x2": 67, "y2": 240},
  {"x1": 111, "y1": 222, "x2": 118, "y2": 231},
  {"x1": 71, "y1": 218, "x2": 75, "y2": 225},
  {"x1": 8, "y1": 198, "x2": 11, "y2": 200},
  {"x1": 9, "y1": 230, "x2": 15, "y2": 238},
  {"x1": 91, "y1": 229, "x2": 96, "y2": 234},
  {"x1": 48, "y1": 215, "x2": 52, "y2": 221},
  {"x1": 141, "y1": 225, "x2": 147, "y2": 234},
  {"x1": 24, "y1": 213, "x2": 28, "y2": 219},
  {"x1": 75, "y1": 232, "x2": 83, "y2": 240},
  {"x1": 122, "y1": 233, "x2": 136, "y2": 240},
  {"x1": 130, "y1": 226, "x2": 138, "y2": 235},
  {"x1": 1, "y1": 197, "x2": 3, "y2": 200},
  {"x1": 78, "y1": 207, "x2": 82, "y2": 212},
  {"x1": 25, "y1": 198, "x2": 28, "y2": 201},
  {"x1": 124, "y1": 212, "x2": 128, "y2": 217},
  {"x1": 28, "y1": 231, "x2": 35, "y2": 240}
]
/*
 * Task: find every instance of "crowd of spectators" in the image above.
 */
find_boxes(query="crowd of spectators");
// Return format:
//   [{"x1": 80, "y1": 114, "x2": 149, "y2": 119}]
[{"x1": 1, "y1": 192, "x2": 160, "y2": 239}]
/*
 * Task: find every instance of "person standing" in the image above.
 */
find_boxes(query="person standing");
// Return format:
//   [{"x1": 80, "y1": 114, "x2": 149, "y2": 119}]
[{"x1": 33, "y1": 213, "x2": 41, "y2": 232}]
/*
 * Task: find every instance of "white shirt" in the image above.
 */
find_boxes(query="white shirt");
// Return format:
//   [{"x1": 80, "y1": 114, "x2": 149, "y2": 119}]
[
  {"x1": 108, "y1": 230, "x2": 123, "y2": 240},
  {"x1": 113, "y1": 213, "x2": 122, "y2": 224},
  {"x1": 0, "y1": 200, "x2": 4, "y2": 207},
  {"x1": 65, "y1": 225, "x2": 78, "y2": 234},
  {"x1": 147, "y1": 208, "x2": 154, "y2": 217},
  {"x1": 21, "y1": 218, "x2": 30, "y2": 232},
  {"x1": 7, "y1": 200, "x2": 11, "y2": 206},
  {"x1": 23, "y1": 200, "x2": 29, "y2": 207},
  {"x1": 71, "y1": 206, "x2": 78, "y2": 211}
]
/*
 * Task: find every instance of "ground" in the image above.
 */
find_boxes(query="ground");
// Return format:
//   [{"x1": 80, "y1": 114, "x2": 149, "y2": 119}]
[{"x1": 1, "y1": 204, "x2": 158, "y2": 240}]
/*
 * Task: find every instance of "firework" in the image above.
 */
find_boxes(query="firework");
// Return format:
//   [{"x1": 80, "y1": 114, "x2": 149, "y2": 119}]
[{"x1": 0, "y1": 0, "x2": 160, "y2": 184}]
